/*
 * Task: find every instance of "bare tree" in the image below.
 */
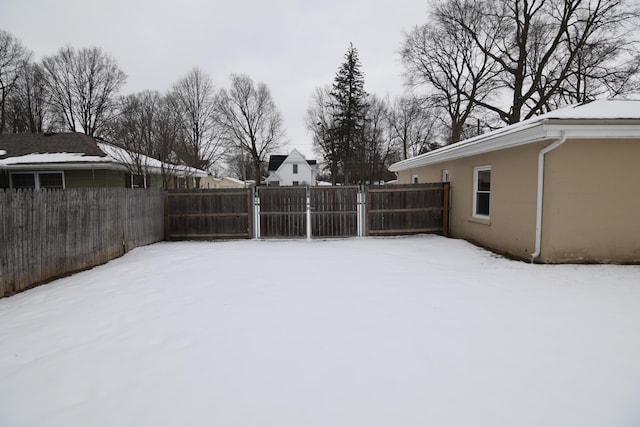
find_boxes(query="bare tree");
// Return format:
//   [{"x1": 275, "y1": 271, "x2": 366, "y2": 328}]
[
  {"x1": 387, "y1": 96, "x2": 441, "y2": 159},
  {"x1": 153, "y1": 95, "x2": 184, "y2": 188},
  {"x1": 551, "y1": 32, "x2": 640, "y2": 105},
  {"x1": 215, "y1": 73, "x2": 285, "y2": 185},
  {"x1": 106, "y1": 90, "x2": 186, "y2": 188},
  {"x1": 106, "y1": 91, "x2": 160, "y2": 178},
  {"x1": 6, "y1": 63, "x2": 52, "y2": 133},
  {"x1": 41, "y1": 46, "x2": 126, "y2": 136},
  {"x1": 0, "y1": 30, "x2": 32, "y2": 133},
  {"x1": 401, "y1": 2, "x2": 499, "y2": 143},
  {"x1": 169, "y1": 68, "x2": 224, "y2": 171},
  {"x1": 306, "y1": 85, "x2": 341, "y2": 183},
  {"x1": 439, "y1": 0, "x2": 640, "y2": 124},
  {"x1": 360, "y1": 95, "x2": 396, "y2": 183}
]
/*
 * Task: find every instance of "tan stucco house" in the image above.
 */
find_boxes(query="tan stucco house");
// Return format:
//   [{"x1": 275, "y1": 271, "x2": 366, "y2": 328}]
[{"x1": 389, "y1": 99, "x2": 640, "y2": 264}]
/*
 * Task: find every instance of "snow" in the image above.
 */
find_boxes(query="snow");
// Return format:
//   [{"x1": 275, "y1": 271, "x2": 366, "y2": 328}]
[
  {"x1": 544, "y1": 98, "x2": 640, "y2": 119},
  {"x1": 0, "y1": 149, "x2": 6, "y2": 156},
  {"x1": 0, "y1": 152, "x2": 111, "y2": 165},
  {"x1": 1, "y1": 235, "x2": 639, "y2": 427},
  {"x1": 97, "y1": 142, "x2": 207, "y2": 177}
]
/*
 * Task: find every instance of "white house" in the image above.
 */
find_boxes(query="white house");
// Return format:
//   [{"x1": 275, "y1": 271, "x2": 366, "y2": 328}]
[{"x1": 265, "y1": 149, "x2": 317, "y2": 186}]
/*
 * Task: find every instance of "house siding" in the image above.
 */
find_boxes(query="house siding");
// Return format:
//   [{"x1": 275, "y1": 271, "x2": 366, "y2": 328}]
[
  {"x1": 397, "y1": 138, "x2": 640, "y2": 263},
  {"x1": 64, "y1": 169, "x2": 125, "y2": 188},
  {"x1": 541, "y1": 138, "x2": 640, "y2": 263},
  {"x1": 397, "y1": 141, "x2": 548, "y2": 261}
]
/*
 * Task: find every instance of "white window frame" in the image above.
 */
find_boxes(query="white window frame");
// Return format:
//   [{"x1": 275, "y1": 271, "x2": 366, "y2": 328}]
[
  {"x1": 442, "y1": 169, "x2": 449, "y2": 183},
  {"x1": 129, "y1": 173, "x2": 148, "y2": 189},
  {"x1": 472, "y1": 165, "x2": 491, "y2": 219},
  {"x1": 412, "y1": 175, "x2": 419, "y2": 184},
  {"x1": 10, "y1": 171, "x2": 65, "y2": 190},
  {"x1": 292, "y1": 164, "x2": 298, "y2": 174}
]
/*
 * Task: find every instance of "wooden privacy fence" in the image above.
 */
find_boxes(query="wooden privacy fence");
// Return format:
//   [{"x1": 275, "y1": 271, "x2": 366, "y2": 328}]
[
  {"x1": 165, "y1": 189, "x2": 252, "y2": 240},
  {"x1": 258, "y1": 187, "x2": 308, "y2": 238},
  {"x1": 0, "y1": 188, "x2": 165, "y2": 298},
  {"x1": 164, "y1": 184, "x2": 449, "y2": 240},
  {"x1": 310, "y1": 186, "x2": 359, "y2": 237},
  {"x1": 366, "y1": 183, "x2": 449, "y2": 236}
]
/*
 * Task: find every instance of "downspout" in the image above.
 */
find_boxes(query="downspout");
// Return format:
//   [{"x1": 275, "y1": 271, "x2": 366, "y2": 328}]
[{"x1": 531, "y1": 131, "x2": 567, "y2": 263}]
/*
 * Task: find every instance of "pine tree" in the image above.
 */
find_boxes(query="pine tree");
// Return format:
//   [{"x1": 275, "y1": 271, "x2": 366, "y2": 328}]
[{"x1": 329, "y1": 43, "x2": 368, "y2": 184}]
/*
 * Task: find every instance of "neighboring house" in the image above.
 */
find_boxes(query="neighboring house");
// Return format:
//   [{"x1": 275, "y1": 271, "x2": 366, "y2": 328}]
[
  {"x1": 389, "y1": 99, "x2": 640, "y2": 264},
  {"x1": 200, "y1": 176, "x2": 252, "y2": 189},
  {"x1": 265, "y1": 149, "x2": 317, "y2": 186},
  {"x1": 0, "y1": 132, "x2": 207, "y2": 190}
]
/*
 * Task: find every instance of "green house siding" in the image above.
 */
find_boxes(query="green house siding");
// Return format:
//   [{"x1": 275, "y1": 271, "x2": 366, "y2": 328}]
[{"x1": 64, "y1": 169, "x2": 126, "y2": 188}]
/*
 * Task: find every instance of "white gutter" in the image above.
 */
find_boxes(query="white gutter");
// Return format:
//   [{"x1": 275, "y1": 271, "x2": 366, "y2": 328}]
[{"x1": 531, "y1": 131, "x2": 568, "y2": 263}]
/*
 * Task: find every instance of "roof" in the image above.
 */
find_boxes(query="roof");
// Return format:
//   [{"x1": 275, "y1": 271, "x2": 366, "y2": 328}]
[
  {"x1": 0, "y1": 132, "x2": 109, "y2": 164},
  {"x1": 267, "y1": 150, "x2": 317, "y2": 171},
  {"x1": 389, "y1": 99, "x2": 640, "y2": 172},
  {"x1": 0, "y1": 132, "x2": 207, "y2": 177},
  {"x1": 268, "y1": 155, "x2": 288, "y2": 171}
]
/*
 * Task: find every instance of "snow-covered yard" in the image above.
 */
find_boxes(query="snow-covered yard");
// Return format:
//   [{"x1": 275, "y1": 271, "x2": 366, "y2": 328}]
[{"x1": 1, "y1": 236, "x2": 639, "y2": 427}]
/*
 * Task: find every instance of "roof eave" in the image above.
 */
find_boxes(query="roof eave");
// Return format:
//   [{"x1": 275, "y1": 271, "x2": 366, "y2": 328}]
[
  {"x1": 0, "y1": 161, "x2": 128, "y2": 171},
  {"x1": 389, "y1": 122, "x2": 640, "y2": 172}
]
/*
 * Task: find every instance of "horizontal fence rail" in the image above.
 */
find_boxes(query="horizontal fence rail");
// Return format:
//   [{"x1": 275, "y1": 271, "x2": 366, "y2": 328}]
[{"x1": 0, "y1": 188, "x2": 165, "y2": 298}]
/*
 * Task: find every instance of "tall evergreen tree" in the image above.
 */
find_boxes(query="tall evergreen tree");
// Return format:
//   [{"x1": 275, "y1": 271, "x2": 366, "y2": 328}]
[{"x1": 329, "y1": 43, "x2": 368, "y2": 184}]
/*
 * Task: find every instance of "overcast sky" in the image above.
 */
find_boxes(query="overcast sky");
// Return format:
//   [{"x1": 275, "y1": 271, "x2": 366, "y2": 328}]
[{"x1": 0, "y1": 0, "x2": 430, "y2": 159}]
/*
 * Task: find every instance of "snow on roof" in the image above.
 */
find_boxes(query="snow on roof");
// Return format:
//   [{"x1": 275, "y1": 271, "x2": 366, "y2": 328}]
[
  {"x1": 0, "y1": 150, "x2": 6, "y2": 156},
  {"x1": 221, "y1": 177, "x2": 246, "y2": 185},
  {"x1": 390, "y1": 99, "x2": 640, "y2": 172},
  {"x1": 538, "y1": 99, "x2": 640, "y2": 120},
  {"x1": 0, "y1": 152, "x2": 117, "y2": 167},
  {"x1": 97, "y1": 142, "x2": 207, "y2": 177}
]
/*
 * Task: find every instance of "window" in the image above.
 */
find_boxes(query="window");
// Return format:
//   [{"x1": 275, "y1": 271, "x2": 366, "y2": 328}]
[
  {"x1": 39, "y1": 173, "x2": 64, "y2": 189},
  {"x1": 473, "y1": 166, "x2": 491, "y2": 218},
  {"x1": 412, "y1": 175, "x2": 419, "y2": 184},
  {"x1": 293, "y1": 164, "x2": 298, "y2": 174},
  {"x1": 442, "y1": 169, "x2": 449, "y2": 183},
  {"x1": 176, "y1": 176, "x2": 187, "y2": 189},
  {"x1": 292, "y1": 181, "x2": 299, "y2": 186},
  {"x1": 10, "y1": 172, "x2": 64, "y2": 190},
  {"x1": 131, "y1": 174, "x2": 147, "y2": 188},
  {"x1": 11, "y1": 173, "x2": 36, "y2": 189}
]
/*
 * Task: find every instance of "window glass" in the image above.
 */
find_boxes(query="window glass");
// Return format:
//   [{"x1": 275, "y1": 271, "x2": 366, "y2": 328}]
[
  {"x1": 474, "y1": 167, "x2": 491, "y2": 217},
  {"x1": 477, "y1": 170, "x2": 491, "y2": 191},
  {"x1": 39, "y1": 172, "x2": 64, "y2": 189},
  {"x1": 293, "y1": 164, "x2": 298, "y2": 174},
  {"x1": 132, "y1": 174, "x2": 146, "y2": 188},
  {"x1": 476, "y1": 192, "x2": 490, "y2": 216},
  {"x1": 11, "y1": 173, "x2": 36, "y2": 189}
]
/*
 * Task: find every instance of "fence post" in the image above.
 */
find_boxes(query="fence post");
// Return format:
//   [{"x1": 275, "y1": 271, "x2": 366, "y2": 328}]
[
  {"x1": 306, "y1": 186, "x2": 312, "y2": 240},
  {"x1": 357, "y1": 184, "x2": 365, "y2": 237},
  {"x1": 253, "y1": 186, "x2": 261, "y2": 240}
]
